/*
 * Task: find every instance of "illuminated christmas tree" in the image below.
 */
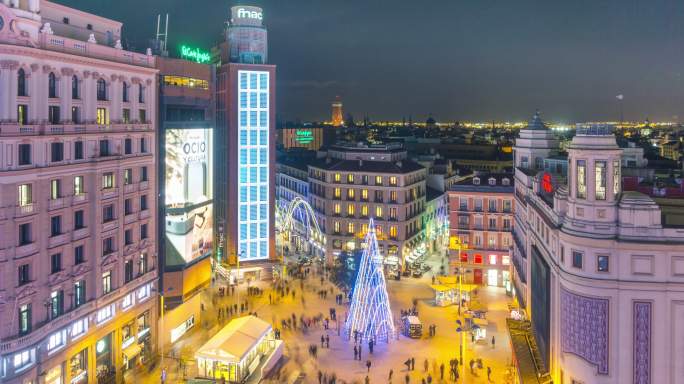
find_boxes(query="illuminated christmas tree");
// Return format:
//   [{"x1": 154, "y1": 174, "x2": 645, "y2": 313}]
[{"x1": 345, "y1": 218, "x2": 395, "y2": 342}]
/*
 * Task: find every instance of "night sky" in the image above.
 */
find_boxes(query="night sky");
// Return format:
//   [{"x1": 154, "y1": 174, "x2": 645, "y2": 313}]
[{"x1": 56, "y1": 0, "x2": 684, "y2": 123}]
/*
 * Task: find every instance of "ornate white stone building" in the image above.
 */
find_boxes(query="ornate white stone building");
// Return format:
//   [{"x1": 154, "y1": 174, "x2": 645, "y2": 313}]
[
  {"x1": 512, "y1": 113, "x2": 684, "y2": 384},
  {"x1": 0, "y1": 1, "x2": 158, "y2": 383}
]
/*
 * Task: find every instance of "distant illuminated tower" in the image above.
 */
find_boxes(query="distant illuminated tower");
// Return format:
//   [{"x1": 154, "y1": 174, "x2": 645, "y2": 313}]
[{"x1": 332, "y1": 97, "x2": 343, "y2": 126}]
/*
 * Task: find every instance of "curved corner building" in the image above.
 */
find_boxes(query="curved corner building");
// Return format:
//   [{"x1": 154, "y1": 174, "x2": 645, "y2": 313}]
[{"x1": 511, "y1": 112, "x2": 684, "y2": 384}]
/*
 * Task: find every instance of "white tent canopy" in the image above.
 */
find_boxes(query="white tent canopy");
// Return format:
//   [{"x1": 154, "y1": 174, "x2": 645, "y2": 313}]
[{"x1": 196, "y1": 316, "x2": 271, "y2": 363}]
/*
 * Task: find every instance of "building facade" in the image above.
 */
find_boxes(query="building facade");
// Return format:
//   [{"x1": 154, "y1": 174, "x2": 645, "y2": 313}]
[
  {"x1": 156, "y1": 56, "x2": 214, "y2": 348},
  {"x1": 308, "y1": 144, "x2": 428, "y2": 269},
  {"x1": 448, "y1": 174, "x2": 514, "y2": 288},
  {"x1": 215, "y1": 6, "x2": 277, "y2": 264},
  {"x1": 276, "y1": 125, "x2": 335, "y2": 151},
  {"x1": 512, "y1": 114, "x2": 684, "y2": 384},
  {"x1": 0, "y1": 2, "x2": 158, "y2": 383}
]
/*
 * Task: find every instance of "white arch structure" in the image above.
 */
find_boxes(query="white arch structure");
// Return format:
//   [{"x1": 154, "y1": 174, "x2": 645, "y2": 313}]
[{"x1": 277, "y1": 197, "x2": 325, "y2": 250}]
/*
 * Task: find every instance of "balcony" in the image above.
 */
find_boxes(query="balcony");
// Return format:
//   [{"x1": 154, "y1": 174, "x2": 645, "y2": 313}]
[
  {"x1": 40, "y1": 33, "x2": 155, "y2": 68},
  {"x1": 72, "y1": 227, "x2": 89, "y2": 241},
  {"x1": 124, "y1": 213, "x2": 137, "y2": 224},
  {"x1": 102, "y1": 219, "x2": 119, "y2": 233},
  {"x1": 15, "y1": 242, "x2": 38, "y2": 258},
  {"x1": 48, "y1": 197, "x2": 67, "y2": 211},
  {"x1": 15, "y1": 203, "x2": 37, "y2": 218},
  {"x1": 48, "y1": 233, "x2": 69, "y2": 248},
  {"x1": 100, "y1": 187, "x2": 119, "y2": 200},
  {"x1": 123, "y1": 183, "x2": 137, "y2": 194},
  {"x1": 72, "y1": 193, "x2": 88, "y2": 205}
]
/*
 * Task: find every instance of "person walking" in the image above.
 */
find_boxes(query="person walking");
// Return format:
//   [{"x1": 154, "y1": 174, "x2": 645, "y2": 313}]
[
  {"x1": 366, "y1": 359, "x2": 372, "y2": 373},
  {"x1": 491, "y1": 335, "x2": 496, "y2": 349},
  {"x1": 389, "y1": 368, "x2": 394, "y2": 381},
  {"x1": 439, "y1": 363, "x2": 444, "y2": 380},
  {"x1": 354, "y1": 346, "x2": 358, "y2": 360},
  {"x1": 411, "y1": 357, "x2": 415, "y2": 371},
  {"x1": 326, "y1": 335, "x2": 330, "y2": 348},
  {"x1": 424, "y1": 359, "x2": 428, "y2": 373},
  {"x1": 359, "y1": 344, "x2": 363, "y2": 360},
  {"x1": 365, "y1": 375, "x2": 370, "y2": 384},
  {"x1": 318, "y1": 370, "x2": 323, "y2": 384},
  {"x1": 487, "y1": 366, "x2": 492, "y2": 382},
  {"x1": 405, "y1": 374, "x2": 410, "y2": 384},
  {"x1": 321, "y1": 335, "x2": 325, "y2": 347},
  {"x1": 369, "y1": 339, "x2": 374, "y2": 354}
]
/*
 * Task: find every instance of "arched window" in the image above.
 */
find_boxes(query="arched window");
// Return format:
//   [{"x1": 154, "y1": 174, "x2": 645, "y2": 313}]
[
  {"x1": 17, "y1": 68, "x2": 27, "y2": 97},
  {"x1": 96, "y1": 78, "x2": 107, "y2": 101},
  {"x1": 48, "y1": 72, "x2": 57, "y2": 98},
  {"x1": 138, "y1": 84, "x2": 144, "y2": 103},
  {"x1": 122, "y1": 82, "x2": 129, "y2": 102},
  {"x1": 71, "y1": 75, "x2": 79, "y2": 99}
]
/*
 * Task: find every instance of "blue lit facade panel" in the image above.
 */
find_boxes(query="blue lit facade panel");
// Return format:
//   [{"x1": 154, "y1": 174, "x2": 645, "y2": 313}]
[{"x1": 237, "y1": 70, "x2": 270, "y2": 260}]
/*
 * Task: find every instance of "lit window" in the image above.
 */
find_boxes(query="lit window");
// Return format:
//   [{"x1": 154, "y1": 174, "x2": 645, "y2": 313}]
[
  {"x1": 389, "y1": 226, "x2": 397, "y2": 239},
  {"x1": 375, "y1": 206, "x2": 383, "y2": 218},
  {"x1": 502, "y1": 255, "x2": 510, "y2": 265},
  {"x1": 347, "y1": 189, "x2": 355, "y2": 199},
  {"x1": 389, "y1": 176, "x2": 397, "y2": 186},
  {"x1": 489, "y1": 255, "x2": 497, "y2": 265},
  {"x1": 18, "y1": 184, "x2": 32, "y2": 206},
  {"x1": 613, "y1": 160, "x2": 620, "y2": 196},
  {"x1": 121, "y1": 293, "x2": 134, "y2": 311},
  {"x1": 334, "y1": 203, "x2": 341, "y2": 215},
  {"x1": 361, "y1": 189, "x2": 368, "y2": 200},
  {"x1": 595, "y1": 161, "x2": 606, "y2": 200},
  {"x1": 334, "y1": 188, "x2": 341, "y2": 199},
  {"x1": 13, "y1": 349, "x2": 32, "y2": 369},
  {"x1": 334, "y1": 173, "x2": 341, "y2": 182},
  {"x1": 474, "y1": 254, "x2": 483, "y2": 264},
  {"x1": 347, "y1": 222, "x2": 355, "y2": 234},
  {"x1": 347, "y1": 174, "x2": 354, "y2": 183},
  {"x1": 46, "y1": 329, "x2": 67, "y2": 354},
  {"x1": 71, "y1": 317, "x2": 88, "y2": 339},
  {"x1": 375, "y1": 176, "x2": 382, "y2": 185},
  {"x1": 577, "y1": 160, "x2": 586, "y2": 199},
  {"x1": 361, "y1": 205, "x2": 368, "y2": 217},
  {"x1": 347, "y1": 204, "x2": 355, "y2": 216}
]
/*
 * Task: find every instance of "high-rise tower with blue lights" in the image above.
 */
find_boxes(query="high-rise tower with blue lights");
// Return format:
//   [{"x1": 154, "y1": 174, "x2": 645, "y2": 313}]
[{"x1": 215, "y1": 5, "x2": 276, "y2": 264}]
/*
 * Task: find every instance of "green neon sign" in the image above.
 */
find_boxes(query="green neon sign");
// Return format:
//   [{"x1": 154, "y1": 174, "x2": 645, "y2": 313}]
[
  {"x1": 180, "y1": 45, "x2": 211, "y2": 64},
  {"x1": 295, "y1": 129, "x2": 314, "y2": 144}
]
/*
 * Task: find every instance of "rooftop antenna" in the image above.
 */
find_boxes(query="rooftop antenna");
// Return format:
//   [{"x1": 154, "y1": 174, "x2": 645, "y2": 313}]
[{"x1": 155, "y1": 14, "x2": 169, "y2": 56}]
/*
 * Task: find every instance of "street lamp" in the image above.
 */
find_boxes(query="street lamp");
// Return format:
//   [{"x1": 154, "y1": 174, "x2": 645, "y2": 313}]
[{"x1": 449, "y1": 236, "x2": 468, "y2": 315}]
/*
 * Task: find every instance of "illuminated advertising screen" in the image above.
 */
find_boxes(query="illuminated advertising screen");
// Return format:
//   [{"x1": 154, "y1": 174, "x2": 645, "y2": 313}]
[{"x1": 165, "y1": 128, "x2": 213, "y2": 267}]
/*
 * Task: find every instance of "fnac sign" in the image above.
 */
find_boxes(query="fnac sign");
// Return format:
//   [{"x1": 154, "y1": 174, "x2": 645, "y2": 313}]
[{"x1": 232, "y1": 6, "x2": 263, "y2": 25}]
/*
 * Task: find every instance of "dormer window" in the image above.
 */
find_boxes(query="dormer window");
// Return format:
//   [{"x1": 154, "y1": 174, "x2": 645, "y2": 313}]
[
  {"x1": 86, "y1": 24, "x2": 93, "y2": 30},
  {"x1": 502, "y1": 178, "x2": 510, "y2": 186},
  {"x1": 63, "y1": 17, "x2": 69, "y2": 24},
  {"x1": 488, "y1": 177, "x2": 496, "y2": 186},
  {"x1": 473, "y1": 177, "x2": 480, "y2": 185}
]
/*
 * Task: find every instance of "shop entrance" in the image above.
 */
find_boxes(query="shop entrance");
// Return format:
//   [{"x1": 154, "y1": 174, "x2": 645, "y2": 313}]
[
  {"x1": 487, "y1": 269, "x2": 498, "y2": 286},
  {"x1": 473, "y1": 269, "x2": 483, "y2": 285}
]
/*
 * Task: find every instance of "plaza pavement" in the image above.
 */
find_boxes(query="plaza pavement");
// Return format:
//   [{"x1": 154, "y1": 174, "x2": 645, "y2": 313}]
[{"x1": 140, "y1": 260, "x2": 515, "y2": 384}]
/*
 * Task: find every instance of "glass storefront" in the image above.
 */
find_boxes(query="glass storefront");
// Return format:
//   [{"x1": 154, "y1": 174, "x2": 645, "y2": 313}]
[
  {"x1": 69, "y1": 348, "x2": 88, "y2": 384},
  {"x1": 95, "y1": 333, "x2": 114, "y2": 383},
  {"x1": 45, "y1": 363, "x2": 63, "y2": 384}
]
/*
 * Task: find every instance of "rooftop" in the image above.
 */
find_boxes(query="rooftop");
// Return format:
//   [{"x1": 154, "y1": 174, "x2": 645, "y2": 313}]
[{"x1": 310, "y1": 158, "x2": 425, "y2": 174}]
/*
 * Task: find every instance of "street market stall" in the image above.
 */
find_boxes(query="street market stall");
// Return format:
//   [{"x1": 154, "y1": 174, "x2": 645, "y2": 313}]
[{"x1": 196, "y1": 316, "x2": 279, "y2": 383}]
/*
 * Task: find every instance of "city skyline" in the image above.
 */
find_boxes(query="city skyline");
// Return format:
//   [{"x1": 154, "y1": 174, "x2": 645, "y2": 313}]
[{"x1": 55, "y1": 0, "x2": 684, "y2": 123}]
